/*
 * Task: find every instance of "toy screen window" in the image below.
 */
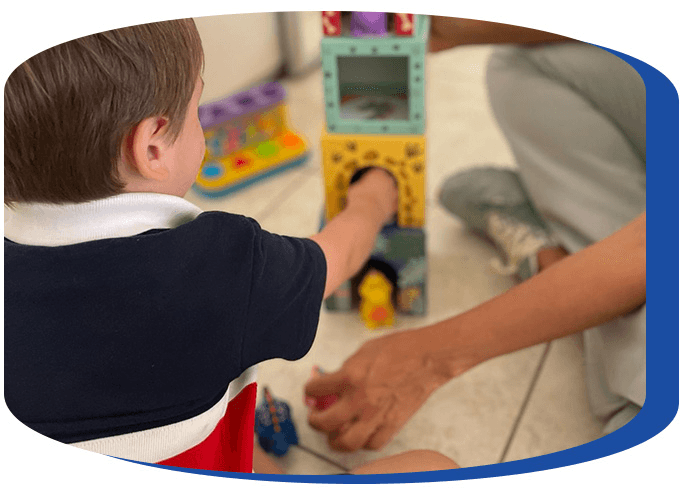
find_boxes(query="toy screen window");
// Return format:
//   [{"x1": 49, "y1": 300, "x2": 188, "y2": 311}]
[{"x1": 337, "y1": 56, "x2": 409, "y2": 121}]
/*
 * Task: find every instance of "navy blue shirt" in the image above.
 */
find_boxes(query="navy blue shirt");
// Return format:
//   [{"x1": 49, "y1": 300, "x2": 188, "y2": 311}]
[{"x1": 4, "y1": 211, "x2": 326, "y2": 443}]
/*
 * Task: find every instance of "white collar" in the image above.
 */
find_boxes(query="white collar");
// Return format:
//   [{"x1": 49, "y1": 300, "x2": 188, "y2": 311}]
[{"x1": 4, "y1": 193, "x2": 203, "y2": 247}]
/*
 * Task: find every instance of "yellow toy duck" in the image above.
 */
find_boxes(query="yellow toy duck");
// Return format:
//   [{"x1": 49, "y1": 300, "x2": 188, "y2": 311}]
[{"x1": 358, "y1": 269, "x2": 395, "y2": 329}]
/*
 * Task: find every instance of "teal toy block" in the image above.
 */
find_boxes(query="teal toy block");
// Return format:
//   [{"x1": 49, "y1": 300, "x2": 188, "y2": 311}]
[{"x1": 321, "y1": 14, "x2": 429, "y2": 135}]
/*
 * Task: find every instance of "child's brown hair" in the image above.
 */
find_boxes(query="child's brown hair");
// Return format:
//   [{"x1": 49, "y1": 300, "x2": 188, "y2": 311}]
[{"x1": 4, "y1": 19, "x2": 204, "y2": 206}]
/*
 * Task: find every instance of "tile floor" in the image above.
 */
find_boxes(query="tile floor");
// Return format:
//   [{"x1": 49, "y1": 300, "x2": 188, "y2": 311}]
[{"x1": 184, "y1": 45, "x2": 604, "y2": 474}]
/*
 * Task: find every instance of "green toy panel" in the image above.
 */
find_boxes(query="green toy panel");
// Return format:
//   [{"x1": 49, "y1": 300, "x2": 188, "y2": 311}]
[
  {"x1": 321, "y1": 15, "x2": 428, "y2": 135},
  {"x1": 324, "y1": 280, "x2": 353, "y2": 311},
  {"x1": 324, "y1": 223, "x2": 427, "y2": 316}
]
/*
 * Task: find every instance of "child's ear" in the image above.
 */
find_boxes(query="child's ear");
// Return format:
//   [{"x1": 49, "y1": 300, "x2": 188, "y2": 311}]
[{"x1": 125, "y1": 116, "x2": 171, "y2": 182}]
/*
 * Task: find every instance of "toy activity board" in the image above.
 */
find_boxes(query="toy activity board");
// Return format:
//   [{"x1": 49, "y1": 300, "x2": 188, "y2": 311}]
[{"x1": 194, "y1": 81, "x2": 309, "y2": 198}]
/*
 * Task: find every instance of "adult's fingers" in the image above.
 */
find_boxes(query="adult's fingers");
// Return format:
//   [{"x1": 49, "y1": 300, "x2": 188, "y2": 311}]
[
  {"x1": 328, "y1": 397, "x2": 392, "y2": 452},
  {"x1": 364, "y1": 420, "x2": 404, "y2": 451},
  {"x1": 304, "y1": 369, "x2": 350, "y2": 398},
  {"x1": 307, "y1": 393, "x2": 360, "y2": 433}
]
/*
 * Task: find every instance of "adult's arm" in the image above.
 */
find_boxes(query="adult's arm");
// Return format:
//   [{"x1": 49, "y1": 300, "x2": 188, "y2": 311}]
[
  {"x1": 429, "y1": 16, "x2": 576, "y2": 52},
  {"x1": 306, "y1": 212, "x2": 646, "y2": 451}
]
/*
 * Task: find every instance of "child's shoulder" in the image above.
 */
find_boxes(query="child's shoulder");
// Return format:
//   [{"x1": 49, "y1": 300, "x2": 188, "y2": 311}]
[
  {"x1": 157, "y1": 210, "x2": 270, "y2": 261},
  {"x1": 180, "y1": 210, "x2": 262, "y2": 239}
]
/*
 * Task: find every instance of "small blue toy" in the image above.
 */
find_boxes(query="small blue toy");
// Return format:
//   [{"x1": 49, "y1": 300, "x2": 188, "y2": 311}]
[{"x1": 255, "y1": 387, "x2": 298, "y2": 456}]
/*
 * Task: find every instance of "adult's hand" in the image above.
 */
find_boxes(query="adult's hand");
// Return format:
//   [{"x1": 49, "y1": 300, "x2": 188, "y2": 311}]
[
  {"x1": 305, "y1": 329, "x2": 469, "y2": 452},
  {"x1": 429, "y1": 16, "x2": 574, "y2": 53},
  {"x1": 306, "y1": 212, "x2": 645, "y2": 452},
  {"x1": 429, "y1": 16, "x2": 468, "y2": 52}
]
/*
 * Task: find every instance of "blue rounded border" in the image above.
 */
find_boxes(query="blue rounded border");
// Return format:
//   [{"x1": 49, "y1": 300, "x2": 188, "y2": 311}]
[{"x1": 120, "y1": 44, "x2": 679, "y2": 484}]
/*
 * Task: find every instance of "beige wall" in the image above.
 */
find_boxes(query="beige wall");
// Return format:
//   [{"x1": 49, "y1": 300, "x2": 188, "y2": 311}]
[
  {"x1": 194, "y1": 13, "x2": 283, "y2": 104},
  {"x1": 280, "y1": 11, "x2": 322, "y2": 75}
]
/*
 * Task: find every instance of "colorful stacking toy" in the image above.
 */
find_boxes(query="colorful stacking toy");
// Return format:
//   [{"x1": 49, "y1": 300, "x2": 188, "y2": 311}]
[{"x1": 319, "y1": 12, "x2": 430, "y2": 326}]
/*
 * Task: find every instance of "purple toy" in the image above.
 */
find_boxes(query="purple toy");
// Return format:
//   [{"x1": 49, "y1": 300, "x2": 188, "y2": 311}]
[
  {"x1": 350, "y1": 12, "x2": 387, "y2": 37},
  {"x1": 198, "y1": 81, "x2": 286, "y2": 130}
]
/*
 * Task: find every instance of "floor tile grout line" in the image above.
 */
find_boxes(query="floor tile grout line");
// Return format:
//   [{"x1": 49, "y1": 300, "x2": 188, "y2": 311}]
[
  {"x1": 497, "y1": 341, "x2": 552, "y2": 463},
  {"x1": 254, "y1": 167, "x2": 319, "y2": 224},
  {"x1": 294, "y1": 444, "x2": 350, "y2": 473},
  {"x1": 254, "y1": 167, "x2": 314, "y2": 223}
]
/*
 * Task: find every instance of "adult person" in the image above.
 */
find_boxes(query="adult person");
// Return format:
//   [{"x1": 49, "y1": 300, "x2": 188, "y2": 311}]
[{"x1": 305, "y1": 16, "x2": 646, "y2": 452}]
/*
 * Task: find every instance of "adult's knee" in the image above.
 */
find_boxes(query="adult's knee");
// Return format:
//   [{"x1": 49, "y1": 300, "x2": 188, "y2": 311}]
[
  {"x1": 350, "y1": 449, "x2": 460, "y2": 474},
  {"x1": 485, "y1": 46, "x2": 543, "y2": 138}
]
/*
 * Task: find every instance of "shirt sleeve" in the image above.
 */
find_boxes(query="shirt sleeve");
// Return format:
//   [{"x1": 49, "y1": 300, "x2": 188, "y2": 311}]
[{"x1": 241, "y1": 219, "x2": 327, "y2": 369}]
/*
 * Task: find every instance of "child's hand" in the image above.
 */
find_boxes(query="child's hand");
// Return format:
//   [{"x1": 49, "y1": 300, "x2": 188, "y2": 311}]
[{"x1": 346, "y1": 168, "x2": 398, "y2": 225}]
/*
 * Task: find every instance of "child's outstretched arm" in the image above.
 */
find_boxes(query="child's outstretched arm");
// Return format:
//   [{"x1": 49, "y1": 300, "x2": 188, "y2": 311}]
[{"x1": 310, "y1": 168, "x2": 398, "y2": 299}]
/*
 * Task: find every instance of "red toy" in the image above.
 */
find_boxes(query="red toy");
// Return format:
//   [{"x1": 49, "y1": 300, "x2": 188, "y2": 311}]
[
  {"x1": 322, "y1": 11, "x2": 342, "y2": 36},
  {"x1": 395, "y1": 13, "x2": 415, "y2": 36},
  {"x1": 305, "y1": 366, "x2": 338, "y2": 411}
]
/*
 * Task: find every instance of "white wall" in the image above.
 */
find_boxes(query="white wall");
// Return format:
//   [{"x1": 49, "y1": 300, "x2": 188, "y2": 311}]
[{"x1": 194, "y1": 13, "x2": 283, "y2": 104}]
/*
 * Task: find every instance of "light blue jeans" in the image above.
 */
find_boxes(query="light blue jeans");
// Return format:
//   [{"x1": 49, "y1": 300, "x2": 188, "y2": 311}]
[{"x1": 486, "y1": 43, "x2": 646, "y2": 433}]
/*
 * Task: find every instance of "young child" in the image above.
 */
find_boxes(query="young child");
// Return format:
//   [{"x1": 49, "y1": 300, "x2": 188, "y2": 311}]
[{"x1": 4, "y1": 19, "x2": 400, "y2": 473}]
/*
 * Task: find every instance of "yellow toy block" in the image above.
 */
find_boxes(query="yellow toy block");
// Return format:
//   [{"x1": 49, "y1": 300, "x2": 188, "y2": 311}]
[
  {"x1": 321, "y1": 129, "x2": 426, "y2": 228},
  {"x1": 358, "y1": 269, "x2": 395, "y2": 329}
]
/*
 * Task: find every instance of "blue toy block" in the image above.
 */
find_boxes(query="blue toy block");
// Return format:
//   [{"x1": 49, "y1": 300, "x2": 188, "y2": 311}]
[
  {"x1": 255, "y1": 387, "x2": 298, "y2": 457},
  {"x1": 321, "y1": 14, "x2": 429, "y2": 135}
]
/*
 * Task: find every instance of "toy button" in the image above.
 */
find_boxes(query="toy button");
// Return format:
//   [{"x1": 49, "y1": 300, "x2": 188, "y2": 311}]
[
  {"x1": 233, "y1": 155, "x2": 252, "y2": 169},
  {"x1": 281, "y1": 133, "x2": 301, "y2": 148},
  {"x1": 201, "y1": 163, "x2": 222, "y2": 178},
  {"x1": 256, "y1": 141, "x2": 279, "y2": 157}
]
